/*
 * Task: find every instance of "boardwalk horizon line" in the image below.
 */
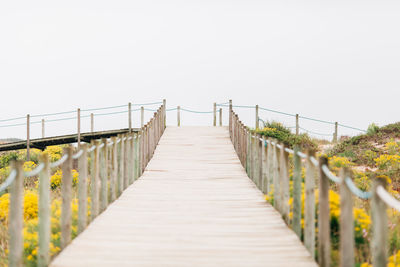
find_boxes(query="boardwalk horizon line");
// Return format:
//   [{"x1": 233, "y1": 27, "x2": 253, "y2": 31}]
[{"x1": 50, "y1": 126, "x2": 317, "y2": 267}]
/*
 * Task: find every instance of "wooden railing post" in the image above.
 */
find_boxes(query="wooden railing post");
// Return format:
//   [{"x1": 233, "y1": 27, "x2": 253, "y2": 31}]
[
  {"x1": 304, "y1": 150, "x2": 316, "y2": 259},
  {"x1": 27, "y1": 114, "x2": 30, "y2": 161},
  {"x1": 296, "y1": 114, "x2": 299, "y2": 135},
  {"x1": 111, "y1": 137, "x2": 118, "y2": 202},
  {"x1": 38, "y1": 154, "x2": 50, "y2": 267},
  {"x1": 255, "y1": 105, "x2": 259, "y2": 130},
  {"x1": 256, "y1": 134, "x2": 263, "y2": 188},
  {"x1": 100, "y1": 138, "x2": 108, "y2": 212},
  {"x1": 119, "y1": 135, "x2": 125, "y2": 194},
  {"x1": 292, "y1": 146, "x2": 302, "y2": 237},
  {"x1": 77, "y1": 108, "x2": 81, "y2": 148},
  {"x1": 128, "y1": 102, "x2": 132, "y2": 133},
  {"x1": 8, "y1": 161, "x2": 23, "y2": 267},
  {"x1": 318, "y1": 156, "x2": 331, "y2": 267},
  {"x1": 272, "y1": 141, "x2": 280, "y2": 211},
  {"x1": 129, "y1": 133, "x2": 135, "y2": 184},
  {"x1": 246, "y1": 130, "x2": 251, "y2": 175},
  {"x1": 141, "y1": 107, "x2": 144, "y2": 128},
  {"x1": 134, "y1": 133, "x2": 140, "y2": 180},
  {"x1": 123, "y1": 135, "x2": 129, "y2": 189},
  {"x1": 91, "y1": 140, "x2": 100, "y2": 220},
  {"x1": 261, "y1": 136, "x2": 268, "y2": 194},
  {"x1": 267, "y1": 138, "x2": 274, "y2": 194},
  {"x1": 177, "y1": 106, "x2": 181, "y2": 127},
  {"x1": 333, "y1": 122, "x2": 338, "y2": 143},
  {"x1": 213, "y1": 103, "x2": 216, "y2": 126},
  {"x1": 340, "y1": 167, "x2": 354, "y2": 267},
  {"x1": 219, "y1": 108, "x2": 222, "y2": 126},
  {"x1": 77, "y1": 144, "x2": 88, "y2": 234},
  {"x1": 279, "y1": 143, "x2": 289, "y2": 223},
  {"x1": 90, "y1": 113, "x2": 94, "y2": 133},
  {"x1": 42, "y1": 119, "x2": 45, "y2": 138},
  {"x1": 229, "y1": 100, "x2": 232, "y2": 138},
  {"x1": 371, "y1": 176, "x2": 388, "y2": 267},
  {"x1": 163, "y1": 99, "x2": 166, "y2": 128},
  {"x1": 61, "y1": 146, "x2": 73, "y2": 249}
]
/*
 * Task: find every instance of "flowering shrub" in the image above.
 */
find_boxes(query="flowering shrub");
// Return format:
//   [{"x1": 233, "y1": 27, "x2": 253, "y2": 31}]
[
  {"x1": 329, "y1": 156, "x2": 354, "y2": 174},
  {"x1": 50, "y1": 169, "x2": 79, "y2": 190},
  {"x1": 44, "y1": 146, "x2": 63, "y2": 162},
  {"x1": 0, "y1": 190, "x2": 38, "y2": 223}
]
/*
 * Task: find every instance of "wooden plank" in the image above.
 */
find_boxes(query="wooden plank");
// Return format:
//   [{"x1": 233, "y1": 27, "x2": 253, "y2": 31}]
[{"x1": 50, "y1": 127, "x2": 317, "y2": 267}]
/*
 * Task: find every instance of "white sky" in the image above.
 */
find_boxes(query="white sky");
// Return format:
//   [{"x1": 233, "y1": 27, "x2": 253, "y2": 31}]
[{"x1": 0, "y1": 0, "x2": 399, "y2": 140}]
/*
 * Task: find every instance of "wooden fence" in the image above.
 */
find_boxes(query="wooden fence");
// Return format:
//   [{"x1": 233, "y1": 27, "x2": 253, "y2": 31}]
[
  {"x1": 229, "y1": 103, "x2": 396, "y2": 267},
  {"x1": 3, "y1": 104, "x2": 166, "y2": 267}
]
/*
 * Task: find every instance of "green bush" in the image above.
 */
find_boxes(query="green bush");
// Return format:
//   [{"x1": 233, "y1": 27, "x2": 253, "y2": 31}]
[{"x1": 255, "y1": 121, "x2": 317, "y2": 151}]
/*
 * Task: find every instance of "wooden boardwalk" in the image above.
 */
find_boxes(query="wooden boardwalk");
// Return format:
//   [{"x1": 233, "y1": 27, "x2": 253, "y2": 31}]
[{"x1": 50, "y1": 126, "x2": 317, "y2": 267}]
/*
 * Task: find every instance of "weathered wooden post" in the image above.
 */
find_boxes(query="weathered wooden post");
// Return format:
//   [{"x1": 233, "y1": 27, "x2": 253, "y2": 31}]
[
  {"x1": 111, "y1": 137, "x2": 118, "y2": 201},
  {"x1": 296, "y1": 114, "x2": 299, "y2": 135},
  {"x1": 134, "y1": 133, "x2": 139, "y2": 180},
  {"x1": 8, "y1": 161, "x2": 23, "y2": 267},
  {"x1": 304, "y1": 150, "x2": 316, "y2": 258},
  {"x1": 61, "y1": 146, "x2": 73, "y2": 249},
  {"x1": 229, "y1": 100, "x2": 232, "y2": 138},
  {"x1": 267, "y1": 138, "x2": 274, "y2": 194},
  {"x1": 77, "y1": 144, "x2": 88, "y2": 234},
  {"x1": 91, "y1": 140, "x2": 100, "y2": 220},
  {"x1": 141, "y1": 107, "x2": 144, "y2": 128},
  {"x1": 41, "y1": 119, "x2": 45, "y2": 138},
  {"x1": 123, "y1": 134, "x2": 129, "y2": 189},
  {"x1": 129, "y1": 133, "x2": 135, "y2": 184},
  {"x1": 219, "y1": 108, "x2": 222, "y2": 126},
  {"x1": 163, "y1": 99, "x2": 166, "y2": 128},
  {"x1": 340, "y1": 168, "x2": 354, "y2": 267},
  {"x1": 255, "y1": 105, "x2": 259, "y2": 130},
  {"x1": 272, "y1": 141, "x2": 280, "y2": 211},
  {"x1": 318, "y1": 156, "x2": 331, "y2": 267},
  {"x1": 38, "y1": 153, "x2": 50, "y2": 267},
  {"x1": 213, "y1": 103, "x2": 217, "y2": 126},
  {"x1": 100, "y1": 138, "x2": 108, "y2": 212},
  {"x1": 128, "y1": 102, "x2": 132, "y2": 133},
  {"x1": 119, "y1": 135, "x2": 125, "y2": 193},
  {"x1": 371, "y1": 176, "x2": 388, "y2": 267},
  {"x1": 27, "y1": 114, "x2": 30, "y2": 161},
  {"x1": 256, "y1": 135, "x2": 263, "y2": 188},
  {"x1": 279, "y1": 143, "x2": 290, "y2": 223},
  {"x1": 333, "y1": 122, "x2": 338, "y2": 143},
  {"x1": 90, "y1": 113, "x2": 94, "y2": 133},
  {"x1": 246, "y1": 130, "x2": 251, "y2": 175},
  {"x1": 261, "y1": 136, "x2": 268, "y2": 194},
  {"x1": 292, "y1": 146, "x2": 302, "y2": 237},
  {"x1": 177, "y1": 106, "x2": 181, "y2": 127},
  {"x1": 77, "y1": 108, "x2": 81, "y2": 148}
]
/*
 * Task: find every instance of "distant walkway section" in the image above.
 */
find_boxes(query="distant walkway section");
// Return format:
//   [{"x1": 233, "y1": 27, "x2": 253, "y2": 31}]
[{"x1": 50, "y1": 126, "x2": 317, "y2": 267}]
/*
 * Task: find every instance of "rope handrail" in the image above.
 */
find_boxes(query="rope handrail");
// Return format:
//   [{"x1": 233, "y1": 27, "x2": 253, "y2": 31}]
[
  {"x1": 0, "y1": 100, "x2": 163, "y2": 125},
  {"x1": 24, "y1": 163, "x2": 45, "y2": 177},
  {"x1": 377, "y1": 186, "x2": 400, "y2": 211},
  {"x1": 345, "y1": 177, "x2": 372, "y2": 200},
  {"x1": 180, "y1": 108, "x2": 216, "y2": 114},
  {"x1": 299, "y1": 127, "x2": 333, "y2": 137},
  {"x1": 0, "y1": 170, "x2": 17, "y2": 194}
]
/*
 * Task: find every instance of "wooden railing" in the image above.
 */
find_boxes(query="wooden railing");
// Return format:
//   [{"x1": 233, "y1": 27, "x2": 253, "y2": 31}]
[
  {"x1": 2, "y1": 104, "x2": 166, "y2": 267},
  {"x1": 229, "y1": 103, "x2": 396, "y2": 267}
]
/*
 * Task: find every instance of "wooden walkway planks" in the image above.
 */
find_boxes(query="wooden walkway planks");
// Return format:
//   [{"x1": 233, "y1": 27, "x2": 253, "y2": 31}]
[{"x1": 50, "y1": 126, "x2": 317, "y2": 267}]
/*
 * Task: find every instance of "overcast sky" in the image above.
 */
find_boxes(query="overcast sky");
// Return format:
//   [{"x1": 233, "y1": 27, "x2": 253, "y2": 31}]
[{"x1": 0, "y1": 0, "x2": 399, "y2": 140}]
